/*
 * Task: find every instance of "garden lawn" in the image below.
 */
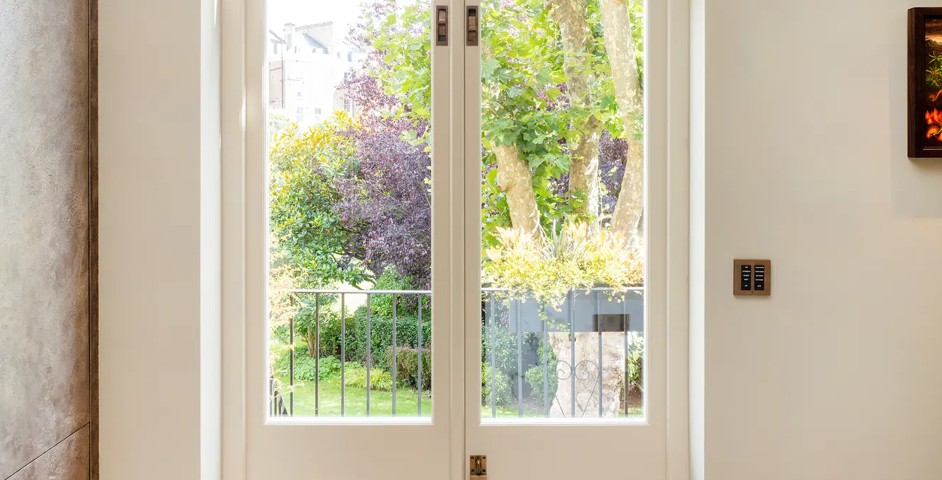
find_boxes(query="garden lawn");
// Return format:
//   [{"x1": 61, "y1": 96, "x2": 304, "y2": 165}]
[
  {"x1": 277, "y1": 374, "x2": 432, "y2": 417},
  {"x1": 277, "y1": 374, "x2": 642, "y2": 419}
]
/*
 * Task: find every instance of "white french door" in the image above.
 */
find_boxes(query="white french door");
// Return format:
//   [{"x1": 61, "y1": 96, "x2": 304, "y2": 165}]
[
  {"x1": 233, "y1": 0, "x2": 683, "y2": 477},
  {"x1": 243, "y1": 0, "x2": 456, "y2": 477},
  {"x1": 462, "y1": 0, "x2": 670, "y2": 477}
]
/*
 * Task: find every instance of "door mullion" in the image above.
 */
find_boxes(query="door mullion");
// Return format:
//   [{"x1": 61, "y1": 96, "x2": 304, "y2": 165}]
[
  {"x1": 461, "y1": 0, "x2": 482, "y2": 467},
  {"x1": 446, "y1": 1, "x2": 468, "y2": 480}
]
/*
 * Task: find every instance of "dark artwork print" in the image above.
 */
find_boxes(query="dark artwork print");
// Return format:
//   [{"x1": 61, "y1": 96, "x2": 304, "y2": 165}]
[
  {"x1": 923, "y1": 19, "x2": 942, "y2": 141},
  {"x1": 909, "y1": 8, "x2": 942, "y2": 157}
]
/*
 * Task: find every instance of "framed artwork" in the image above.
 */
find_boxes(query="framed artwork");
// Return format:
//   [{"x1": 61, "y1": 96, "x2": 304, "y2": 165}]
[{"x1": 909, "y1": 8, "x2": 942, "y2": 157}]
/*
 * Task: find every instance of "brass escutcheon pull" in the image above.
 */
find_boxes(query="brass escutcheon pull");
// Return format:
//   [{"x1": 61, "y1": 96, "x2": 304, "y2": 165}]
[{"x1": 470, "y1": 455, "x2": 487, "y2": 479}]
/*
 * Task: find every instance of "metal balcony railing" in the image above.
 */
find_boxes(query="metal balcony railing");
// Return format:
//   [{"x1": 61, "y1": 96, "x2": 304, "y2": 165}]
[
  {"x1": 272, "y1": 289, "x2": 431, "y2": 417},
  {"x1": 271, "y1": 287, "x2": 644, "y2": 419}
]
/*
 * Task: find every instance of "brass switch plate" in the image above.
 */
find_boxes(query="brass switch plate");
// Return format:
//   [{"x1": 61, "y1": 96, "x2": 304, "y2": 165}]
[{"x1": 733, "y1": 259, "x2": 771, "y2": 296}]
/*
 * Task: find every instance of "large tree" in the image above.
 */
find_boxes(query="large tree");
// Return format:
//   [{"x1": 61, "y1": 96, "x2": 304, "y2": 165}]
[{"x1": 360, "y1": 0, "x2": 644, "y2": 241}]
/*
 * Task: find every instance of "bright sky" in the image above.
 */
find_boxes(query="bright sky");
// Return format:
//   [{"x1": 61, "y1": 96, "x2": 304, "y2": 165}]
[{"x1": 267, "y1": 0, "x2": 364, "y2": 38}]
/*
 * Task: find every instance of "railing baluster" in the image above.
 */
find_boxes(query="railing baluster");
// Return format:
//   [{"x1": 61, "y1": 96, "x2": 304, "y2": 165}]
[
  {"x1": 623, "y1": 292, "x2": 629, "y2": 417},
  {"x1": 516, "y1": 299, "x2": 523, "y2": 418},
  {"x1": 417, "y1": 295, "x2": 423, "y2": 416},
  {"x1": 542, "y1": 302, "x2": 548, "y2": 416},
  {"x1": 489, "y1": 293, "x2": 497, "y2": 418},
  {"x1": 366, "y1": 293, "x2": 372, "y2": 416},
  {"x1": 289, "y1": 293, "x2": 295, "y2": 417},
  {"x1": 341, "y1": 293, "x2": 346, "y2": 417},
  {"x1": 315, "y1": 293, "x2": 320, "y2": 417},
  {"x1": 597, "y1": 290, "x2": 603, "y2": 418},
  {"x1": 392, "y1": 293, "x2": 397, "y2": 416},
  {"x1": 569, "y1": 291, "x2": 575, "y2": 418}
]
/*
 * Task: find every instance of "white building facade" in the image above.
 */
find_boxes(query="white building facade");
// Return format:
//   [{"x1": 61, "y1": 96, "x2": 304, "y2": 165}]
[{"x1": 269, "y1": 22, "x2": 365, "y2": 129}]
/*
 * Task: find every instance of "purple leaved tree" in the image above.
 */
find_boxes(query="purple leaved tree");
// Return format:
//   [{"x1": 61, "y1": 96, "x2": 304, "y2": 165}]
[{"x1": 336, "y1": 73, "x2": 432, "y2": 289}]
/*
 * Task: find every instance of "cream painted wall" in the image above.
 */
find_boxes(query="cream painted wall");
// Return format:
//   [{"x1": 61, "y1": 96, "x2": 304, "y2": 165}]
[
  {"x1": 698, "y1": 0, "x2": 942, "y2": 478},
  {"x1": 99, "y1": 0, "x2": 220, "y2": 477},
  {"x1": 99, "y1": 0, "x2": 942, "y2": 478}
]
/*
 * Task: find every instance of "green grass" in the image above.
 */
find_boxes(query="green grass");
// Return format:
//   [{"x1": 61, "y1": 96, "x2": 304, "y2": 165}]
[
  {"x1": 481, "y1": 398, "x2": 644, "y2": 419},
  {"x1": 276, "y1": 373, "x2": 642, "y2": 419},
  {"x1": 277, "y1": 373, "x2": 432, "y2": 417},
  {"x1": 273, "y1": 339, "x2": 641, "y2": 419}
]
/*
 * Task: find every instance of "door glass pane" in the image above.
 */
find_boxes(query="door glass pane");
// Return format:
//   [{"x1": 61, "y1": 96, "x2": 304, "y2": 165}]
[
  {"x1": 267, "y1": 0, "x2": 433, "y2": 418},
  {"x1": 479, "y1": 0, "x2": 646, "y2": 420}
]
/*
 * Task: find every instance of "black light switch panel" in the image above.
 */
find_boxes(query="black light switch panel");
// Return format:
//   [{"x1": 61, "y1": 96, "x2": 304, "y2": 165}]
[{"x1": 733, "y1": 259, "x2": 772, "y2": 297}]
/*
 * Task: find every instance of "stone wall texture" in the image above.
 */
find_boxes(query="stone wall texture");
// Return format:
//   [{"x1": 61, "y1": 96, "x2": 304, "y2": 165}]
[{"x1": 0, "y1": 0, "x2": 94, "y2": 478}]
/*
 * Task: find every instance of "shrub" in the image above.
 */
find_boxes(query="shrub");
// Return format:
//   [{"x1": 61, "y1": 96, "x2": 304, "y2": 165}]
[
  {"x1": 309, "y1": 308, "x2": 358, "y2": 361},
  {"x1": 482, "y1": 365, "x2": 513, "y2": 407},
  {"x1": 385, "y1": 346, "x2": 432, "y2": 390},
  {"x1": 317, "y1": 356, "x2": 342, "y2": 379},
  {"x1": 362, "y1": 267, "x2": 423, "y2": 317},
  {"x1": 525, "y1": 364, "x2": 559, "y2": 401},
  {"x1": 344, "y1": 363, "x2": 393, "y2": 391},
  {"x1": 625, "y1": 334, "x2": 644, "y2": 392},
  {"x1": 350, "y1": 282, "x2": 431, "y2": 366},
  {"x1": 352, "y1": 310, "x2": 431, "y2": 366},
  {"x1": 481, "y1": 320, "x2": 521, "y2": 384},
  {"x1": 273, "y1": 347, "x2": 343, "y2": 382},
  {"x1": 339, "y1": 268, "x2": 433, "y2": 366},
  {"x1": 482, "y1": 223, "x2": 644, "y2": 307}
]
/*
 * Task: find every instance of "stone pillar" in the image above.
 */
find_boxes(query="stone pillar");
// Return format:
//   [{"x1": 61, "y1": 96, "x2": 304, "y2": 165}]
[
  {"x1": 0, "y1": 0, "x2": 93, "y2": 477},
  {"x1": 549, "y1": 333, "x2": 627, "y2": 418}
]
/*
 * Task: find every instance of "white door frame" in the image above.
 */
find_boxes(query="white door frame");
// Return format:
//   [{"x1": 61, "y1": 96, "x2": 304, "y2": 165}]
[{"x1": 219, "y1": 0, "x2": 690, "y2": 477}]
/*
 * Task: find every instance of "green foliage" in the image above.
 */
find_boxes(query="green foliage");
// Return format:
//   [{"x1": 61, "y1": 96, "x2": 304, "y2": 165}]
[
  {"x1": 273, "y1": 349, "x2": 395, "y2": 393},
  {"x1": 360, "y1": 0, "x2": 646, "y2": 250},
  {"x1": 296, "y1": 307, "x2": 357, "y2": 361},
  {"x1": 481, "y1": 320, "x2": 522, "y2": 384},
  {"x1": 362, "y1": 268, "x2": 422, "y2": 318},
  {"x1": 524, "y1": 340, "x2": 560, "y2": 401},
  {"x1": 525, "y1": 366, "x2": 552, "y2": 401},
  {"x1": 479, "y1": 0, "x2": 598, "y2": 245},
  {"x1": 348, "y1": 269, "x2": 432, "y2": 367},
  {"x1": 483, "y1": 223, "x2": 644, "y2": 306},
  {"x1": 269, "y1": 115, "x2": 368, "y2": 288},
  {"x1": 384, "y1": 346, "x2": 432, "y2": 390},
  {"x1": 482, "y1": 365, "x2": 513, "y2": 407},
  {"x1": 344, "y1": 363, "x2": 394, "y2": 391},
  {"x1": 317, "y1": 356, "x2": 343, "y2": 379},
  {"x1": 273, "y1": 348, "x2": 342, "y2": 382},
  {"x1": 352, "y1": 310, "x2": 431, "y2": 367},
  {"x1": 625, "y1": 333, "x2": 644, "y2": 392},
  {"x1": 358, "y1": 0, "x2": 433, "y2": 127}
]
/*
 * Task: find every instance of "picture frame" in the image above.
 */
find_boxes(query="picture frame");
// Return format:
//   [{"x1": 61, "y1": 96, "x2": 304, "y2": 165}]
[{"x1": 908, "y1": 8, "x2": 942, "y2": 157}]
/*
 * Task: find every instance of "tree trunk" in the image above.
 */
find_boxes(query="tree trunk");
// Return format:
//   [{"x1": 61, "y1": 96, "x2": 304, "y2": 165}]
[
  {"x1": 306, "y1": 331, "x2": 317, "y2": 357},
  {"x1": 494, "y1": 144, "x2": 541, "y2": 240},
  {"x1": 547, "y1": 0, "x2": 603, "y2": 222},
  {"x1": 569, "y1": 127, "x2": 602, "y2": 224},
  {"x1": 601, "y1": 0, "x2": 645, "y2": 245}
]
